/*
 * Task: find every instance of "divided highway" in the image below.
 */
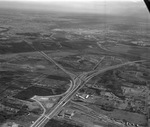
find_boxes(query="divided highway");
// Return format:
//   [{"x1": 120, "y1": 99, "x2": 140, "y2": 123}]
[{"x1": 31, "y1": 50, "x2": 146, "y2": 127}]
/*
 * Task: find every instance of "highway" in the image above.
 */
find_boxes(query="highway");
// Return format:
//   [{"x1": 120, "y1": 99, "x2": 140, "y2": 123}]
[
  {"x1": 92, "y1": 56, "x2": 105, "y2": 70},
  {"x1": 30, "y1": 50, "x2": 146, "y2": 127},
  {"x1": 27, "y1": 43, "x2": 76, "y2": 79},
  {"x1": 39, "y1": 51, "x2": 76, "y2": 80}
]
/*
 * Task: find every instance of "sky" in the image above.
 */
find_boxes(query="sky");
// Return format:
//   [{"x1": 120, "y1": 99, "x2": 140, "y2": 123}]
[
  {"x1": 0, "y1": 0, "x2": 142, "y2": 2},
  {"x1": 0, "y1": 0, "x2": 148, "y2": 16}
]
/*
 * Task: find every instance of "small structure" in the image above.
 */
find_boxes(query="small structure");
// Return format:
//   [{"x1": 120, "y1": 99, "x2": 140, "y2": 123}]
[
  {"x1": 64, "y1": 109, "x2": 75, "y2": 119},
  {"x1": 76, "y1": 93, "x2": 89, "y2": 100}
]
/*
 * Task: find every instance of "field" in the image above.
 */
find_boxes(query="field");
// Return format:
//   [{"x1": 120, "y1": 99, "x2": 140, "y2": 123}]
[{"x1": 0, "y1": 1, "x2": 150, "y2": 127}]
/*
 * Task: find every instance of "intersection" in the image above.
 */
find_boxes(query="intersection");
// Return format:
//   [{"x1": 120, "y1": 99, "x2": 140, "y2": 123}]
[{"x1": 31, "y1": 51, "x2": 146, "y2": 127}]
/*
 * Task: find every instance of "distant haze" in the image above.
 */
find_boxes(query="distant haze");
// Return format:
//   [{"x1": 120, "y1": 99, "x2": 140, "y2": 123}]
[
  {"x1": 0, "y1": 0, "x2": 149, "y2": 18},
  {"x1": 0, "y1": 0, "x2": 142, "y2": 2}
]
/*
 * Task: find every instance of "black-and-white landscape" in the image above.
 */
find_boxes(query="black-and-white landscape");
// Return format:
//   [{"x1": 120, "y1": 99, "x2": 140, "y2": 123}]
[{"x1": 0, "y1": 0, "x2": 150, "y2": 127}]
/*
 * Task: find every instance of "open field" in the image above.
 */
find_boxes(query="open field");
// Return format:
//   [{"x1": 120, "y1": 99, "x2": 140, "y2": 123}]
[{"x1": 0, "y1": 1, "x2": 150, "y2": 127}]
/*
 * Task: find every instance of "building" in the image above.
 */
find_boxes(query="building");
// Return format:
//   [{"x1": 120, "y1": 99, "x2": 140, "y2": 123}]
[
  {"x1": 64, "y1": 109, "x2": 75, "y2": 119},
  {"x1": 76, "y1": 93, "x2": 89, "y2": 100}
]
